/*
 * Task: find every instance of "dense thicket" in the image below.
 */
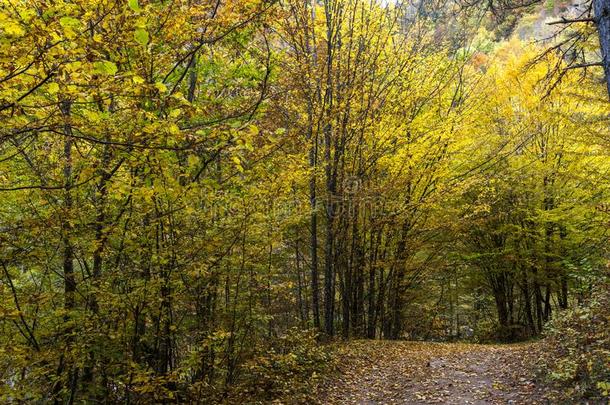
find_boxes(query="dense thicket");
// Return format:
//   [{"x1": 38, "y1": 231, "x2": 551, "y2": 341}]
[
  {"x1": 538, "y1": 280, "x2": 610, "y2": 401},
  {"x1": 0, "y1": 0, "x2": 608, "y2": 402}
]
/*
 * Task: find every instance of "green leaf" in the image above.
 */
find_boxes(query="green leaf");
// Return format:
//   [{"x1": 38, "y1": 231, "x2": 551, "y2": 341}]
[
  {"x1": 59, "y1": 16, "x2": 80, "y2": 29},
  {"x1": 93, "y1": 61, "x2": 118, "y2": 76},
  {"x1": 134, "y1": 28, "x2": 149, "y2": 46},
  {"x1": 128, "y1": 0, "x2": 141, "y2": 11},
  {"x1": 47, "y1": 82, "x2": 59, "y2": 94}
]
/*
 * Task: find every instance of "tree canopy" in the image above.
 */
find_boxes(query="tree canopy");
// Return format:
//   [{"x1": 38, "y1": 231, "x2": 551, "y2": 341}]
[{"x1": 0, "y1": 0, "x2": 608, "y2": 403}]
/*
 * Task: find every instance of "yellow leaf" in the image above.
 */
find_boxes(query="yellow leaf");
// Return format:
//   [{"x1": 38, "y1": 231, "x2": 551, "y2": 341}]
[
  {"x1": 48, "y1": 83, "x2": 59, "y2": 94},
  {"x1": 168, "y1": 123, "x2": 180, "y2": 135},
  {"x1": 154, "y1": 82, "x2": 167, "y2": 93}
]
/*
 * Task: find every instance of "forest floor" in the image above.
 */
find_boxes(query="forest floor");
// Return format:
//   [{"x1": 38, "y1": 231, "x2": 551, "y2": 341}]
[{"x1": 315, "y1": 340, "x2": 560, "y2": 404}]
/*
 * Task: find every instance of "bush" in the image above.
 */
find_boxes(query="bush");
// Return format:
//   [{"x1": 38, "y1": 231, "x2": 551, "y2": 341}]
[
  {"x1": 538, "y1": 281, "x2": 610, "y2": 401},
  {"x1": 235, "y1": 328, "x2": 334, "y2": 403}
]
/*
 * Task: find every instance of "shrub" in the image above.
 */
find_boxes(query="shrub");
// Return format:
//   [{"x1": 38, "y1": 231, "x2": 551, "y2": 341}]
[
  {"x1": 538, "y1": 281, "x2": 610, "y2": 401},
  {"x1": 235, "y1": 328, "x2": 334, "y2": 403}
]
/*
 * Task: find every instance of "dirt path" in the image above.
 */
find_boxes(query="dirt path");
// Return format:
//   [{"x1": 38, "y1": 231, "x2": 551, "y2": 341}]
[{"x1": 316, "y1": 341, "x2": 557, "y2": 404}]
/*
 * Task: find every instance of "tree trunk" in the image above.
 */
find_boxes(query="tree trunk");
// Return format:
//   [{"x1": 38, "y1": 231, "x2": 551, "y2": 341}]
[
  {"x1": 53, "y1": 100, "x2": 78, "y2": 404},
  {"x1": 594, "y1": 0, "x2": 610, "y2": 97}
]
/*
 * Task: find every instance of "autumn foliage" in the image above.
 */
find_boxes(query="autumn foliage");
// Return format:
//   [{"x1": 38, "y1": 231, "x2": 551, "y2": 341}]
[{"x1": 0, "y1": 0, "x2": 608, "y2": 403}]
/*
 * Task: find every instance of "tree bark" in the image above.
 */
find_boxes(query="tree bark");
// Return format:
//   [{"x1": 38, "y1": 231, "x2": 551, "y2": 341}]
[{"x1": 594, "y1": 0, "x2": 610, "y2": 97}]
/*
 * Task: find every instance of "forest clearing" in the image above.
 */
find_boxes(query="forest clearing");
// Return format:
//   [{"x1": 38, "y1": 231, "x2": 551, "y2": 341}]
[{"x1": 1, "y1": 0, "x2": 609, "y2": 403}]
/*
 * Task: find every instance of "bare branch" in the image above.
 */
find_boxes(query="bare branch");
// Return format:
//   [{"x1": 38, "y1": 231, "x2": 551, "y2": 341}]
[
  {"x1": 565, "y1": 61, "x2": 604, "y2": 70},
  {"x1": 547, "y1": 17, "x2": 597, "y2": 25}
]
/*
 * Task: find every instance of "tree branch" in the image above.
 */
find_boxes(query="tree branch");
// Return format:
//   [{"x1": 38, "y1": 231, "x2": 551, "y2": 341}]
[
  {"x1": 547, "y1": 17, "x2": 597, "y2": 25},
  {"x1": 565, "y1": 61, "x2": 604, "y2": 70}
]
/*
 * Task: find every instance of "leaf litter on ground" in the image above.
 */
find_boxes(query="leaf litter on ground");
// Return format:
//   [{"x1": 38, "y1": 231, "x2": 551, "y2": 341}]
[{"x1": 315, "y1": 340, "x2": 561, "y2": 404}]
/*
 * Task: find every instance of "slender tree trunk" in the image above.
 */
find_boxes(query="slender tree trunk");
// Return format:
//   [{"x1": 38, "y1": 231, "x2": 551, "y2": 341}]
[
  {"x1": 559, "y1": 225, "x2": 569, "y2": 309},
  {"x1": 53, "y1": 100, "x2": 78, "y2": 404},
  {"x1": 309, "y1": 143, "x2": 321, "y2": 329},
  {"x1": 295, "y1": 235, "x2": 306, "y2": 322},
  {"x1": 306, "y1": 0, "x2": 321, "y2": 331},
  {"x1": 594, "y1": 0, "x2": 610, "y2": 97},
  {"x1": 322, "y1": 102, "x2": 335, "y2": 337},
  {"x1": 82, "y1": 140, "x2": 112, "y2": 399},
  {"x1": 367, "y1": 228, "x2": 381, "y2": 338},
  {"x1": 533, "y1": 271, "x2": 544, "y2": 332},
  {"x1": 366, "y1": 257, "x2": 376, "y2": 339},
  {"x1": 521, "y1": 267, "x2": 536, "y2": 336}
]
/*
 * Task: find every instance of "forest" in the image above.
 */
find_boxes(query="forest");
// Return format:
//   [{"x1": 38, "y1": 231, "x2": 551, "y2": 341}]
[{"x1": 0, "y1": 0, "x2": 609, "y2": 403}]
